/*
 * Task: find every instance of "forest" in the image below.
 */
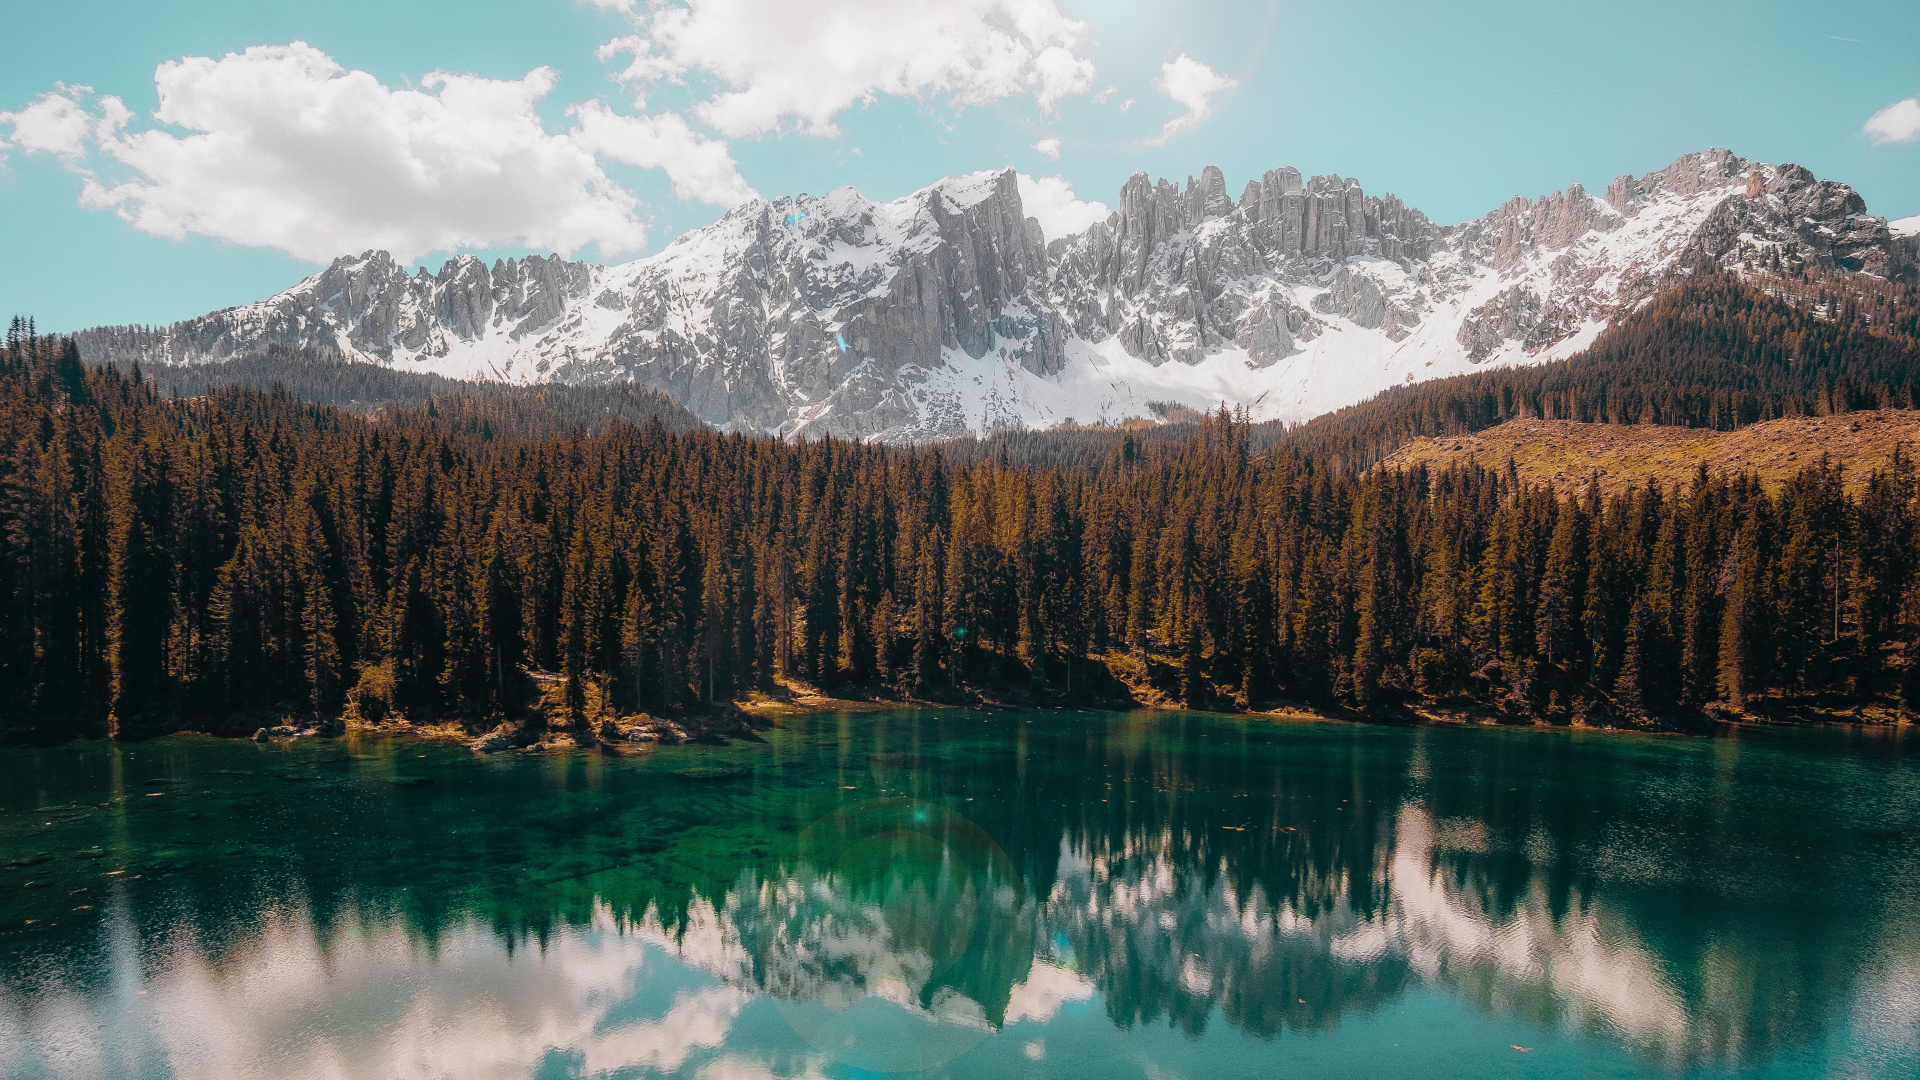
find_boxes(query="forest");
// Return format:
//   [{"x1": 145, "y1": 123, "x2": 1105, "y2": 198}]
[{"x1": 3, "y1": 273, "x2": 1920, "y2": 741}]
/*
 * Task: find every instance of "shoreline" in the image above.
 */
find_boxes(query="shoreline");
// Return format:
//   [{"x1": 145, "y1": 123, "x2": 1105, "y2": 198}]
[
  {"x1": 6, "y1": 676, "x2": 1909, "y2": 750},
  {"x1": 117, "y1": 697, "x2": 1920, "y2": 752}
]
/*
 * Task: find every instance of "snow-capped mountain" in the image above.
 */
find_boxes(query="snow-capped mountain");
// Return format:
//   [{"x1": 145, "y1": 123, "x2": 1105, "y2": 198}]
[{"x1": 76, "y1": 149, "x2": 1915, "y2": 441}]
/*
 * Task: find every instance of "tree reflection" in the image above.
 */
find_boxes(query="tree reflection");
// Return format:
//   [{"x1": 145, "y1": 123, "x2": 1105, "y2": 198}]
[{"x1": 1, "y1": 713, "x2": 1915, "y2": 1076}]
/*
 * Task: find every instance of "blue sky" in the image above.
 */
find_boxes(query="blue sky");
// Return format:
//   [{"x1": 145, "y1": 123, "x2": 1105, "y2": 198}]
[{"x1": 4, "y1": 0, "x2": 1917, "y2": 332}]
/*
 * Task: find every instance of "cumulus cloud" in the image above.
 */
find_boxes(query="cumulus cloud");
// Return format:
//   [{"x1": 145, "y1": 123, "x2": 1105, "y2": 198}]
[
  {"x1": 1032, "y1": 135, "x2": 1061, "y2": 159},
  {"x1": 1016, "y1": 172, "x2": 1108, "y2": 241},
  {"x1": 7, "y1": 43, "x2": 653, "y2": 262},
  {"x1": 570, "y1": 100, "x2": 757, "y2": 205},
  {"x1": 0, "y1": 86, "x2": 128, "y2": 162},
  {"x1": 1865, "y1": 95, "x2": 1920, "y2": 145},
  {"x1": 1, "y1": 42, "x2": 764, "y2": 264},
  {"x1": 1146, "y1": 53, "x2": 1236, "y2": 145},
  {"x1": 599, "y1": 34, "x2": 684, "y2": 93},
  {"x1": 600, "y1": 0, "x2": 1098, "y2": 138}
]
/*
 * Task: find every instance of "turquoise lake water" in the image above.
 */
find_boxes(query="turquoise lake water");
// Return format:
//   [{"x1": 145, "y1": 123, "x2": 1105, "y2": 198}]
[{"x1": 2, "y1": 709, "x2": 1917, "y2": 1079}]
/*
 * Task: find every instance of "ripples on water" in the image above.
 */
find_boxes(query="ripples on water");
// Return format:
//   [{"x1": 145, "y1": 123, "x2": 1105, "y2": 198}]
[{"x1": 1, "y1": 711, "x2": 1916, "y2": 1079}]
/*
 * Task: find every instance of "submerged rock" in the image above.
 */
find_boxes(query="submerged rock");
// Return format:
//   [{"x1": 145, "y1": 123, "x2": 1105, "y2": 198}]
[{"x1": 468, "y1": 725, "x2": 515, "y2": 753}]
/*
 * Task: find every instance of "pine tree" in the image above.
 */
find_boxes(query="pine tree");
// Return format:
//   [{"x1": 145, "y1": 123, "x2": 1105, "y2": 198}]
[
  {"x1": 1615, "y1": 599, "x2": 1649, "y2": 717},
  {"x1": 1717, "y1": 524, "x2": 1763, "y2": 711},
  {"x1": 1679, "y1": 501, "x2": 1721, "y2": 706},
  {"x1": 476, "y1": 520, "x2": 522, "y2": 713},
  {"x1": 298, "y1": 503, "x2": 342, "y2": 714},
  {"x1": 868, "y1": 589, "x2": 894, "y2": 684},
  {"x1": 1535, "y1": 501, "x2": 1583, "y2": 668},
  {"x1": 112, "y1": 441, "x2": 177, "y2": 726}
]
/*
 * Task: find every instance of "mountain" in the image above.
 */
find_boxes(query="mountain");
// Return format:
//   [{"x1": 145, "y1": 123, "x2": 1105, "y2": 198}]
[{"x1": 75, "y1": 149, "x2": 1917, "y2": 441}]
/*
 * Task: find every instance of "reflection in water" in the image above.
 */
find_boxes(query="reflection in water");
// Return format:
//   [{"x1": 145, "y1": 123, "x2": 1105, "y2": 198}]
[
  {"x1": 19, "y1": 898, "x2": 756, "y2": 1080},
  {"x1": 1, "y1": 712, "x2": 1916, "y2": 1078}
]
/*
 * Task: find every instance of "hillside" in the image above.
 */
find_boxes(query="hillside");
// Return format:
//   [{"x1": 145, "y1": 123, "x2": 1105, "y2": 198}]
[
  {"x1": 112, "y1": 342, "x2": 703, "y2": 440},
  {"x1": 1382, "y1": 412, "x2": 1920, "y2": 496},
  {"x1": 1289, "y1": 275, "x2": 1920, "y2": 467}
]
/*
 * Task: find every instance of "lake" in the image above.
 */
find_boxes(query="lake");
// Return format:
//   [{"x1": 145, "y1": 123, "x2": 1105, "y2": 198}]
[{"x1": 2, "y1": 710, "x2": 1917, "y2": 1079}]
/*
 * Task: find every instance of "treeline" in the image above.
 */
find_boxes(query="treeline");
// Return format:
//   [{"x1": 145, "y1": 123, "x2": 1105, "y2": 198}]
[
  {"x1": 946, "y1": 414, "x2": 1292, "y2": 472},
  {"x1": 1292, "y1": 275, "x2": 1920, "y2": 467},
  {"x1": 112, "y1": 342, "x2": 704, "y2": 441},
  {"x1": 5, "y1": 319, "x2": 1919, "y2": 739}
]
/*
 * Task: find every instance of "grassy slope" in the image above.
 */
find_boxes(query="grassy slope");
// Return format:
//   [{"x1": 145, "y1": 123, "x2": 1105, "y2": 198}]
[{"x1": 1380, "y1": 410, "x2": 1920, "y2": 496}]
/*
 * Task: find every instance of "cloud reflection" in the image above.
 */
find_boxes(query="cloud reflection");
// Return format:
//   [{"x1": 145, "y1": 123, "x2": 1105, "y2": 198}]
[
  {"x1": 4, "y1": 718, "x2": 1915, "y2": 1079},
  {"x1": 0, "y1": 804, "x2": 1791, "y2": 1079}
]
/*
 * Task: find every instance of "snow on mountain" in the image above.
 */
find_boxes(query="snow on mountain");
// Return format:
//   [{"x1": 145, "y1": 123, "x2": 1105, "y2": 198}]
[
  {"x1": 1893, "y1": 215, "x2": 1920, "y2": 238},
  {"x1": 76, "y1": 150, "x2": 1915, "y2": 441}
]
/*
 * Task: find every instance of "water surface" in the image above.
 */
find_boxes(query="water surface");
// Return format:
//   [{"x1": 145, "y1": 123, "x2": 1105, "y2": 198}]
[{"x1": 2, "y1": 710, "x2": 1917, "y2": 1079}]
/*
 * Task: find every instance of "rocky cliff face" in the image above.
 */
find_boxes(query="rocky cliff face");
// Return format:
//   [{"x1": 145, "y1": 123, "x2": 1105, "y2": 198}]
[
  {"x1": 573, "y1": 169, "x2": 1061, "y2": 438},
  {"x1": 77, "y1": 150, "x2": 1914, "y2": 441},
  {"x1": 1045, "y1": 163, "x2": 1438, "y2": 369}
]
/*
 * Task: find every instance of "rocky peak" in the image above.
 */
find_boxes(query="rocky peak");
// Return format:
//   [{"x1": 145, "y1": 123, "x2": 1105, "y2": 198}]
[
  {"x1": 1605, "y1": 147, "x2": 1752, "y2": 212},
  {"x1": 1689, "y1": 157, "x2": 1899, "y2": 278},
  {"x1": 1186, "y1": 166, "x2": 1234, "y2": 223},
  {"x1": 1464, "y1": 184, "x2": 1618, "y2": 273}
]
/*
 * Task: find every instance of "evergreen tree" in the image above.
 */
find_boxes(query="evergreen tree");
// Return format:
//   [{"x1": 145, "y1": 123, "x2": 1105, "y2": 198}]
[{"x1": 1718, "y1": 525, "x2": 1764, "y2": 710}]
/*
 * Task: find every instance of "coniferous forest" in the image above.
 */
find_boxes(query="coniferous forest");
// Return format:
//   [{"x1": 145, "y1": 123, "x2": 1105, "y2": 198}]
[{"x1": 5, "y1": 275, "x2": 1920, "y2": 741}]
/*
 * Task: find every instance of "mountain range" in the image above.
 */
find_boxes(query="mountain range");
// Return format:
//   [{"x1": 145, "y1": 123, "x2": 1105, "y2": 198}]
[{"x1": 75, "y1": 148, "x2": 1919, "y2": 441}]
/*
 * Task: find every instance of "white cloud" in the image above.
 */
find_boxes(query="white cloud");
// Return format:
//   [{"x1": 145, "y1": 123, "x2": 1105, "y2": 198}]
[
  {"x1": 570, "y1": 100, "x2": 756, "y2": 206},
  {"x1": 1032, "y1": 135, "x2": 1061, "y2": 159},
  {"x1": 1146, "y1": 53, "x2": 1236, "y2": 145},
  {"x1": 599, "y1": 34, "x2": 684, "y2": 92},
  {"x1": 1003, "y1": 961, "x2": 1094, "y2": 1024},
  {"x1": 0, "y1": 86, "x2": 128, "y2": 162},
  {"x1": 2, "y1": 92, "x2": 91, "y2": 158},
  {"x1": 697, "y1": 1055, "x2": 834, "y2": 1080},
  {"x1": 1016, "y1": 172, "x2": 1109, "y2": 241},
  {"x1": 37, "y1": 43, "x2": 653, "y2": 263},
  {"x1": 1865, "y1": 95, "x2": 1920, "y2": 144},
  {"x1": 0, "y1": 42, "x2": 770, "y2": 265},
  {"x1": 601, "y1": 0, "x2": 1098, "y2": 138}
]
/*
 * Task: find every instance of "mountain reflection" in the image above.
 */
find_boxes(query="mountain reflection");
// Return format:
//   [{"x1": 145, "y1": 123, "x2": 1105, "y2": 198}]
[{"x1": 1, "y1": 713, "x2": 1915, "y2": 1078}]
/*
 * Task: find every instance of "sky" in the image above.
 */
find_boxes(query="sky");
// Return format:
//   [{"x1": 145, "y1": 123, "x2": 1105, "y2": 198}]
[{"x1": 2, "y1": 0, "x2": 1917, "y2": 332}]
